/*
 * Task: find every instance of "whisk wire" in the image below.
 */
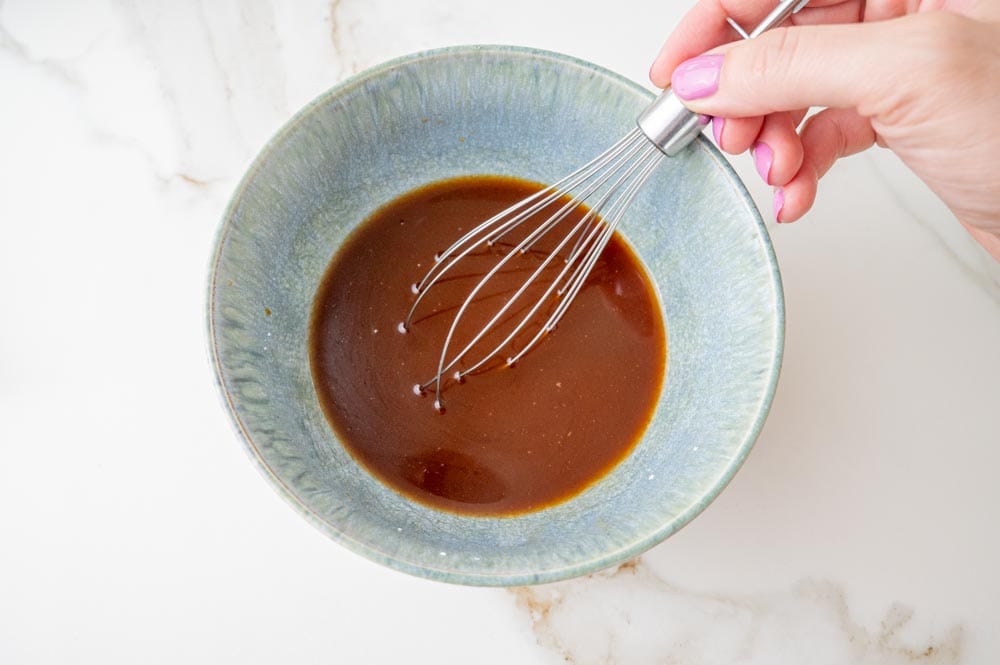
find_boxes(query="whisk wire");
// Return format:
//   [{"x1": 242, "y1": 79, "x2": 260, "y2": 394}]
[
  {"x1": 403, "y1": 129, "x2": 648, "y2": 331},
  {"x1": 426, "y1": 208, "x2": 599, "y2": 388},
  {"x1": 446, "y1": 184, "x2": 626, "y2": 381},
  {"x1": 416, "y1": 131, "x2": 663, "y2": 410},
  {"x1": 416, "y1": 158, "x2": 637, "y2": 402},
  {"x1": 489, "y1": 129, "x2": 647, "y2": 254},
  {"x1": 404, "y1": 0, "x2": 808, "y2": 410},
  {"x1": 557, "y1": 144, "x2": 664, "y2": 301},
  {"x1": 506, "y1": 145, "x2": 664, "y2": 366}
]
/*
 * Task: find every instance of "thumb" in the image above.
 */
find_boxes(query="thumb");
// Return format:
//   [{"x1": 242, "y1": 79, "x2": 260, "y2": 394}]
[{"x1": 669, "y1": 15, "x2": 933, "y2": 117}]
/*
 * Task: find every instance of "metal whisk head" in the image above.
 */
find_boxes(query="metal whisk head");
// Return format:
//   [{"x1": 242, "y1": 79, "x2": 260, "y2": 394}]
[
  {"x1": 400, "y1": 0, "x2": 810, "y2": 411},
  {"x1": 400, "y1": 128, "x2": 664, "y2": 411}
]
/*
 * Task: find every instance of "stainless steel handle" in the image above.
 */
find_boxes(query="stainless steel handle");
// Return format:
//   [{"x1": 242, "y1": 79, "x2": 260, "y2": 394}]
[{"x1": 637, "y1": 0, "x2": 810, "y2": 156}]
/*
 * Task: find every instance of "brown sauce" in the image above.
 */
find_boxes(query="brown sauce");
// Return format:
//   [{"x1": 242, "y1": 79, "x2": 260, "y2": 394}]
[{"x1": 309, "y1": 175, "x2": 666, "y2": 516}]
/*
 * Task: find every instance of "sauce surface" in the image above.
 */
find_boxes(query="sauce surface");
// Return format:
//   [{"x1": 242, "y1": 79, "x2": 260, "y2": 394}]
[{"x1": 309, "y1": 176, "x2": 666, "y2": 516}]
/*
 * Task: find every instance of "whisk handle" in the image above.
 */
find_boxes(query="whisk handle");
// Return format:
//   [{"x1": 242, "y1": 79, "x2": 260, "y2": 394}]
[{"x1": 637, "y1": 0, "x2": 810, "y2": 156}]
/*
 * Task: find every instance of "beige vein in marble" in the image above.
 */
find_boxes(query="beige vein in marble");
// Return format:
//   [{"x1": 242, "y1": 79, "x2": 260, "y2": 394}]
[{"x1": 512, "y1": 559, "x2": 962, "y2": 665}]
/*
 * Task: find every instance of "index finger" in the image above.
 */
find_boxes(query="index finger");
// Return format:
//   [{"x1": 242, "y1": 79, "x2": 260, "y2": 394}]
[{"x1": 649, "y1": 0, "x2": 853, "y2": 87}]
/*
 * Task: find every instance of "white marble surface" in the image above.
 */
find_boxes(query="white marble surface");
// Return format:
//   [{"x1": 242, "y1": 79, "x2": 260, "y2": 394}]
[{"x1": 2, "y1": 0, "x2": 998, "y2": 663}]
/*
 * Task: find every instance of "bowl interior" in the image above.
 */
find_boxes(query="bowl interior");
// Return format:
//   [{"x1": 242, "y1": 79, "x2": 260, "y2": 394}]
[{"x1": 209, "y1": 45, "x2": 783, "y2": 585}]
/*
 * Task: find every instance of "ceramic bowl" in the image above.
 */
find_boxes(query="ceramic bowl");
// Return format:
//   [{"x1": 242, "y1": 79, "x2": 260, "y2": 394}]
[{"x1": 208, "y1": 45, "x2": 783, "y2": 585}]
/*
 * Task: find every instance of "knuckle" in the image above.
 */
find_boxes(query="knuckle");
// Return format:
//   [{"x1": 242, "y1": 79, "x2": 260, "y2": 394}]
[
  {"x1": 861, "y1": 13, "x2": 977, "y2": 119},
  {"x1": 743, "y1": 27, "x2": 801, "y2": 93},
  {"x1": 911, "y1": 12, "x2": 974, "y2": 75},
  {"x1": 920, "y1": 11, "x2": 967, "y2": 44}
]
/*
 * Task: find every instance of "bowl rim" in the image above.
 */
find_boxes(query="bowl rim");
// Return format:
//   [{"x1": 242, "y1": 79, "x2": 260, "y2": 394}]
[{"x1": 206, "y1": 43, "x2": 785, "y2": 586}]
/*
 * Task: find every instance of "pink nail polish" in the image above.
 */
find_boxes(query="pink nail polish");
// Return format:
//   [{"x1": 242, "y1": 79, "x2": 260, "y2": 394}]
[
  {"x1": 753, "y1": 142, "x2": 773, "y2": 185},
  {"x1": 671, "y1": 54, "x2": 724, "y2": 100},
  {"x1": 712, "y1": 116, "x2": 724, "y2": 146},
  {"x1": 773, "y1": 188, "x2": 785, "y2": 223},
  {"x1": 698, "y1": 114, "x2": 711, "y2": 126}
]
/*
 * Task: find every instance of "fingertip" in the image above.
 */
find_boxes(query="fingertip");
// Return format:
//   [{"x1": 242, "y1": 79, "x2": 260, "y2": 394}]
[
  {"x1": 716, "y1": 116, "x2": 763, "y2": 154},
  {"x1": 712, "y1": 116, "x2": 724, "y2": 146},
  {"x1": 754, "y1": 112, "x2": 804, "y2": 187},
  {"x1": 647, "y1": 0, "x2": 742, "y2": 90},
  {"x1": 773, "y1": 173, "x2": 817, "y2": 223},
  {"x1": 753, "y1": 142, "x2": 774, "y2": 185},
  {"x1": 670, "y1": 54, "x2": 725, "y2": 101},
  {"x1": 774, "y1": 107, "x2": 876, "y2": 225},
  {"x1": 649, "y1": 40, "x2": 677, "y2": 88},
  {"x1": 649, "y1": 57, "x2": 672, "y2": 89}
]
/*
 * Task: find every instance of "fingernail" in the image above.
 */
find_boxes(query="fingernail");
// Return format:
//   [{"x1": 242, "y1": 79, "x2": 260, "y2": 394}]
[
  {"x1": 773, "y1": 188, "x2": 785, "y2": 223},
  {"x1": 753, "y1": 142, "x2": 774, "y2": 185},
  {"x1": 712, "y1": 116, "x2": 724, "y2": 145},
  {"x1": 671, "y1": 54, "x2": 724, "y2": 100},
  {"x1": 698, "y1": 114, "x2": 711, "y2": 126}
]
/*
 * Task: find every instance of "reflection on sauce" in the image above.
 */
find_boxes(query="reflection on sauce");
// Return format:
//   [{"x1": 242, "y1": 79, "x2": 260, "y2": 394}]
[
  {"x1": 309, "y1": 176, "x2": 666, "y2": 516},
  {"x1": 401, "y1": 448, "x2": 507, "y2": 505}
]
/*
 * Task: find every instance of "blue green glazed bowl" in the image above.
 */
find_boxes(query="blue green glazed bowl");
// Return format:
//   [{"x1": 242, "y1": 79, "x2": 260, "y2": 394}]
[{"x1": 208, "y1": 45, "x2": 783, "y2": 585}]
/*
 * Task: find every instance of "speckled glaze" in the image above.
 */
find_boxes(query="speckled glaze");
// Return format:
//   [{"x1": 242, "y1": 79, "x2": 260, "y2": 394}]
[{"x1": 207, "y1": 45, "x2": 783, "y2": 586}]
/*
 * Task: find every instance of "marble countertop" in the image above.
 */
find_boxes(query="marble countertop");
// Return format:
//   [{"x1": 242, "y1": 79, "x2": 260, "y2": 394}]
[{"x1": 2, "y1": 0, "x2": 998, "y2": 663}]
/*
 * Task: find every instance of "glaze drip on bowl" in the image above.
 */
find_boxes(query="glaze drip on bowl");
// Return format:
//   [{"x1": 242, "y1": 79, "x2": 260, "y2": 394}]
[{"x1": 309, "y1": 175, "x2": 667, "y2": 516}]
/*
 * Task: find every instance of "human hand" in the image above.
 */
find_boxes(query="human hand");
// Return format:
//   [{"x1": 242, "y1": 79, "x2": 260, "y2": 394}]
[{"x1": 649, "y1": 0, "x2": 1000, "y2": 260}]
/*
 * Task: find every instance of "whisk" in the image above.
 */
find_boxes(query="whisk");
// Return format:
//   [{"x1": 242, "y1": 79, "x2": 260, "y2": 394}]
[{"x1": 402, "y1": 0, "x2": 809, "y2": 411}]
